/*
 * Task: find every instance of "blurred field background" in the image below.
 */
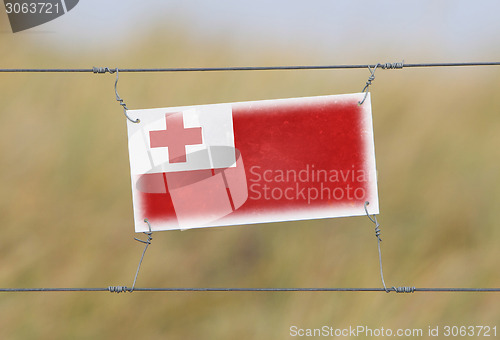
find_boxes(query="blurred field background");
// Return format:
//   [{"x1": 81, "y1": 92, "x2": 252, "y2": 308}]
[{"x1": 1, "y1": 2, "x2": 500, "y2": 339}]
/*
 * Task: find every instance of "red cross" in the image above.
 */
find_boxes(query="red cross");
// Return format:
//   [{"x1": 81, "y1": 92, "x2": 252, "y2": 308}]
[{"x1": 149, "y1": 113, "x2": 203, "y2": 163}]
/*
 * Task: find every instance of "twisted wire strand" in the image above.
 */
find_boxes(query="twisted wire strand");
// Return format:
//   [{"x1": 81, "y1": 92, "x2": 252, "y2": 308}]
[
  {"x1": 130, "y1": 219, "x2": 154, "y2": 292},
  {"x1": 392, "y1": 286, "x2": 416, "y2": 293},
  {"x1": 92, "y1": 67, "x2": 115, "y2": 74},
  {"x1": 379, "y1": 61, "x2": 404, "y2": 69},
  {"x1": 364, "y1": 202, "x2": 417, "y2": 294},
  {"x1": 108, "y1": 286, "x2": 129, "y2": 294},
  {"x1": 112, "y1": 68, "x2": 139, "y2": 123},
  {"x1": 364, "y1": 201, "x2": 389, "y2": 292},
  {"x1": 358, "y1": 64, "x2": 380, "y2": 105},
  {"x1": 106, "y1": 219, "x2": 154, "y2": 294}
]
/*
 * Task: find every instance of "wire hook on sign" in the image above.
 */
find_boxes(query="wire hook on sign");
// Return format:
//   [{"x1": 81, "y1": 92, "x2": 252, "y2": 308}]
[
  {"x1": 358, "y1": 61, "x2": 404, "y2": 105},
  {"x1": 364, "y1": 201, "x2": 388, "y2": 291},
  {"x1": 130, "y1": 218, "x2": 154, "y2": 292},
  {"x1": 358, "y1": 64, "x2": 378, "y2": 105},
  {"x1": 108, "y1": 219, "x2": 154, "y2": 293},
  {"x1": 92, "y1": 66, "x2": 139, "y2": 123},
  {"x1": 114, "y1": 68, "x2": 140, "y2": 123},
  {"x1": 364, "y1": 201, "x2": 415, "y2": 294}
]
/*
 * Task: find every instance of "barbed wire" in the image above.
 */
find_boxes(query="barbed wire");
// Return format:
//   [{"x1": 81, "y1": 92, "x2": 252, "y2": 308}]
[{"x1": 0, "y1": 61, "x2": 499, "y2": 73}]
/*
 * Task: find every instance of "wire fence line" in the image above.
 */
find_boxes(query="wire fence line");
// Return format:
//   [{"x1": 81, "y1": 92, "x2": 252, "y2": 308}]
[
  {"x1": 1, "y1": 60, "x2": 499, "y2": 294},
  {"x1": 0, "y1": 61, "x2": 499, "y2": 73},
  {"x1": 1, "y1": 287, "x2": 499, "y2": 294}
]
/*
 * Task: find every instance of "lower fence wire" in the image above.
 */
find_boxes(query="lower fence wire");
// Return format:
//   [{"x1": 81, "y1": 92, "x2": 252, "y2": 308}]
[{"x1": 0, "y1": 288, "x2": 499, "y2": 293}]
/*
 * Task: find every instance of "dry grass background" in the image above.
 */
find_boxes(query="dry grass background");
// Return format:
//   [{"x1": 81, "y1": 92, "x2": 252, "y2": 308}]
[{"x1": 0, "y1": 15, "x2": 499, "y2": 340}]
